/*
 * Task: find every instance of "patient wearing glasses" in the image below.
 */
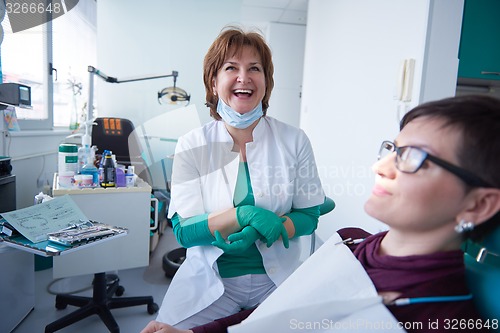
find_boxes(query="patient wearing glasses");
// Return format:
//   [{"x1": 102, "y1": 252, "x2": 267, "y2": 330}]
[{"x1": 141, "y1": 95, "x2": 500, "y2": 333}]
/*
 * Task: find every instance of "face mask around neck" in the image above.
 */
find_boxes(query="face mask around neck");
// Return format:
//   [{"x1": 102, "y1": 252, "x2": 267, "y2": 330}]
[{"x1": 216, "y1": 98, "x2": 263, "y2": 129}]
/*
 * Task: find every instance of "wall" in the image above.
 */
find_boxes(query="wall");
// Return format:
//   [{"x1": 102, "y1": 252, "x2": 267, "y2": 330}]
[
  {"x1": 4, "y1": 130, "x2": 67, "y2": 210},
  {"x1": 301, "y1": 0, "x2": 464, "y2": 240},
  {"x1": 0, "y1": 102, "x2": 69, "y2": 210},
  {"x1": 96, "y1": 0, "x2": 242, "y2": 129}
]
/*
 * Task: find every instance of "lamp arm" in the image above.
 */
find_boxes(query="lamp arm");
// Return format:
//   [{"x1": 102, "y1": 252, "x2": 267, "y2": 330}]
[
  {"x1": 88, "y1": 65, "x2": 115, "y2": 83},
  {"x1": 115, "y1": 71, "x2": 179, "y2": 84},
  {"x1": 88, "y1": 66, "x2": 178, "y2": 84}
]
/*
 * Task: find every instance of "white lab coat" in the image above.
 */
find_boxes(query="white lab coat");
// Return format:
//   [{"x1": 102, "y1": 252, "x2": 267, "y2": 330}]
[{"x1": 157, "y1": 116, "x2": 325, "y2": 325}]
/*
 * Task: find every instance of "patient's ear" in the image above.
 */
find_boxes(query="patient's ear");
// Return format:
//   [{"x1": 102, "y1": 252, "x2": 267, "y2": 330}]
[{"x1": 464, "y1": 188, "x2": 500, "y2": 227}]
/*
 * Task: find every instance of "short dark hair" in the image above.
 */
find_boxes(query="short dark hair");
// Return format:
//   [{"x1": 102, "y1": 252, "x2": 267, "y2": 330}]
[
  {"x1": 401, "y1": 95, "x2": 500, "y2": 241},
  {"x1": 203, "y1": 26, "x2": 274, "y2": 120}
]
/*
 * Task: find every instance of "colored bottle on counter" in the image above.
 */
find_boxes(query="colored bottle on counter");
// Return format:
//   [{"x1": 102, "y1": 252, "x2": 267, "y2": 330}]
[
  {"x1": 98, "y1": 149, "x2": 110, "y2": 184},
  {"x1": 100, "y1": 151, "x2": 116, "y2": 188},
  {"x1": 78, "y1": 134, "x2": 98, "y2": 186},
  {"x1": 115, "y1": 167, "x2": 126, "y2": 187}
]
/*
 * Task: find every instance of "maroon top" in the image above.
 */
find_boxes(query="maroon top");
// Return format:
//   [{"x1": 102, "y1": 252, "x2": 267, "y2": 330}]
[
  {"x1": 350, "y1": 228, "x2": 488, "y2": 332},
  {"x1": 192, "y1": 228, "x2": 490, "y2": 333}
]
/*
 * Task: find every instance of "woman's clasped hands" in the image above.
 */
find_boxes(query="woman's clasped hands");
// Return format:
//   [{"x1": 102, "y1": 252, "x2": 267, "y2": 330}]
[{"x1": 212, "y1": 205, "x2": 289, "y2": 253}]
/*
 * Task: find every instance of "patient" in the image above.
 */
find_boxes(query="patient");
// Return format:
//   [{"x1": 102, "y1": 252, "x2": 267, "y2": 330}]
[{"x1": 141, "y1": 95, "x2": 500, "y2": 332}]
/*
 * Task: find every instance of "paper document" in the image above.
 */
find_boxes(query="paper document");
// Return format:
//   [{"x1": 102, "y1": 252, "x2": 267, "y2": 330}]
[
  {"x1": 229, "y1": 233, "x2": 405, "y2": 332},
  {"x1": 1, "y1": 195, "x2": 88, "y2": 243}
]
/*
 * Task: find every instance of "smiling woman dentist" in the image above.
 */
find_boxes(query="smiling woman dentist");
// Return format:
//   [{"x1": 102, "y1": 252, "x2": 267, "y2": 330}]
[{"x1": 141, "y1": 26, "x2": 325, "y2": 332}]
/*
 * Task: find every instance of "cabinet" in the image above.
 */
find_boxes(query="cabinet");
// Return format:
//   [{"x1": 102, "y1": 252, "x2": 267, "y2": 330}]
[
  {"x1": 0, "y1": 175, "x2": 34, "y2": 333},
  {"x1": 51, "y1": 175, "x2": 152, "y2": 278},
  {"x1": 0, "y1": 244, "x2": 35, "y2": 333},
  {"x1": 0, "y1": 175, "x2": 16, "y2": 213},
  {"x1": 458, "y1": 0, "x2": 500, "y2": 83}
]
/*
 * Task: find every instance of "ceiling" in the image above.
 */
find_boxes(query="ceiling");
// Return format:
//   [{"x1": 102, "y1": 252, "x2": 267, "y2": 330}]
[{"x1": 241, "y1": 0, "x2": 309, "y2": 25}]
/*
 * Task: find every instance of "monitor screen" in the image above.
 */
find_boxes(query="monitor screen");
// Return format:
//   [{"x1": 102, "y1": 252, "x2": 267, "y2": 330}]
[{"x1": 19, "y1": 85, "x2": 31, "y2": 105}]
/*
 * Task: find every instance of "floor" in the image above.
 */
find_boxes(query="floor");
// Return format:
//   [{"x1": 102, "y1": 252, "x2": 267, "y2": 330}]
[{"x1": 11, "y1": 226, "x2": 179, "y2": 333}]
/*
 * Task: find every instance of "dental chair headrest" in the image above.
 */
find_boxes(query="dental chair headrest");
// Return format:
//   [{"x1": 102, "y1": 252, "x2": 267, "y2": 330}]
[
  {"x1": 319, "y1": 197, "x2": 335, "y2": 216},
  {"x1": 463, "y1": 226, "x2": 500, "y2": 323}
]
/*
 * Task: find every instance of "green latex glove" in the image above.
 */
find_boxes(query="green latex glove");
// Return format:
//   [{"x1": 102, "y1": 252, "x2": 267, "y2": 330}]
[
  {"x1": 236, "y1": 205, "x2": 289, "y2": 248},
  {"x1": 211, "y1": 227, "x2": 260, "y2": 254}
]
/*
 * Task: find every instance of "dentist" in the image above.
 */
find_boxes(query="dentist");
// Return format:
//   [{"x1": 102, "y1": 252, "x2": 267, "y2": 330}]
[{"x1": 143, "y1": 26, "x2": 325, "y2": 331}]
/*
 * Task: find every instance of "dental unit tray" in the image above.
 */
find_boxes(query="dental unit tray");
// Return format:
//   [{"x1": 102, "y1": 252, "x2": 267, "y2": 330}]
[
  {"x1": 46, "y1": 220, "x2": 126, "y2": 246},
  {"x1": 0, "y1": 220, "x2": 128, "y2": 256}
]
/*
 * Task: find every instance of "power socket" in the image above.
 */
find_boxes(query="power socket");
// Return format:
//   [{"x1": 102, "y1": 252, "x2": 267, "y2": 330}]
[{"x1": 43, "y1": 184, "x2": 52, "y2": 195}]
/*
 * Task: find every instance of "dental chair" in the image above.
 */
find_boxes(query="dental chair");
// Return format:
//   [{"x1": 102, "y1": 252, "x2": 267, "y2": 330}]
[
  {"x1": 92, "y1": 117, "x2": 138, "y2": 166},
  {"x1": 163, "y1": 196, "x2": 336, "y2": 278},
  {"x1": 462, "y1": 226, "x2": 500, "y2": 329},
  {"x1": 92, "y1": 117, "x2": 153, "y2": 185}
]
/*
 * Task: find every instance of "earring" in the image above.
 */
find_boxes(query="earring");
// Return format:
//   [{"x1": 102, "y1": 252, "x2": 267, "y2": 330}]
[{"x1": 454, "y1": 219, "x2": 475, "y2": 234}]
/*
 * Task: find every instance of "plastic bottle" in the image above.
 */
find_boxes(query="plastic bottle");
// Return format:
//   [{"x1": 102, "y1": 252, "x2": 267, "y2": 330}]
[
  {"x1": 125, "y1": 165, "x2": 135, "y2": 187},
  {"x1": 98, "y1": 149, "x2": 110, "y2": 184},
  {"x1": 81, "y1": 154, "x2": 99, "y2": 187},
  {"x1": 100, "y1": 151, "x2": 116, "y2": 187},
  {"x1": 58, "y1": 144, "x2": 78, "y2": 174},
  {"x1": 78, "y1": 134, "x2": 99, "y2": 187},
  {"x1": 77, "y1": 134, "x2": 92, "y2": 173},
  {"x1": 115, "y1": 166, "x2": 126, "y2": 187}
]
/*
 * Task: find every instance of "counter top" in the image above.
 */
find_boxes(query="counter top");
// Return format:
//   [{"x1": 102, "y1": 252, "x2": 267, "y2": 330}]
[{"x1": 53, "y1": 173, "x2": 151, "y2": 195}]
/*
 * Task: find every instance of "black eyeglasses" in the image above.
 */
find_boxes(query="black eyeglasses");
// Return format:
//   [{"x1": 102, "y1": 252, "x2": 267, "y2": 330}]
[{"x1": 378, "y1": 141, "x2": 493, "y2": 188}]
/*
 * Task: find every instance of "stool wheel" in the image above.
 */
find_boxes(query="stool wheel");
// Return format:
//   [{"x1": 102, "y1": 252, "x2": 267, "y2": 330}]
[
  {"x1": 148, "y1": 302, "x2": 159, "y2": 314},
  {"x1": 115, "y1": 285, "x2": 125, "y2": 296},
  {"x1": 55, "y1": 301, "x2": 67, "y2": 310}
]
